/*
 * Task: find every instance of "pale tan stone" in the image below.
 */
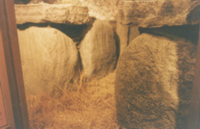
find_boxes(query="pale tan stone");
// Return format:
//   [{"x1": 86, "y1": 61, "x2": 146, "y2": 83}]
[
  {"x1": 15, "y1": 3, "x2": 92, "y2": 25},
  {"x1": 17, "y1": 26, "x2": 78, "y2": 95},
  {"x1": 79, "y1": 20, "x2": 117, "y2": 80}
]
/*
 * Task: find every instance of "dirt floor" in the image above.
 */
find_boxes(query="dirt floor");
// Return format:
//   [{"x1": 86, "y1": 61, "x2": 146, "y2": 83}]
[{"x1": 26, "y1": 72, "x2": 119, "y2": 129}]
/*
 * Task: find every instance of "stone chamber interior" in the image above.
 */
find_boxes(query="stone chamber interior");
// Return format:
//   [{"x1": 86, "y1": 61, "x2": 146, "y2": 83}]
[{"x1": 14, "y1": 0, "x2": 200, "y2": 129}]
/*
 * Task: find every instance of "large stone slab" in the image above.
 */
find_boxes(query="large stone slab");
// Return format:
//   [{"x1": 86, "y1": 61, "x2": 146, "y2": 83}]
[
  {"x1": 115, "y1": 33, "x2": 196, "y2": 129},
  {"x1": 79, "y1": 20, "x2": 117, "y2": 80},
  {"x1": 17, "y1": 26, "x2": 78, "y2": 95},
  {"x1": 79, "y1": 0, "x2": 119, "y2": 21},
  {"x1": 15, "y1": 3, "x2": 92, "y2": 25},
  {"x1": 14, "y1": 0, "x2": 28, "y2": 4},
  {"x1": 15, "y1": 0, "x2": 119, "y2": 21},
  {"x1": 118, "y1": 0, "x2": 200, "y2": 28},
  {"x1": 29, "y1": 0, "x2": 56, "y2": 4}
]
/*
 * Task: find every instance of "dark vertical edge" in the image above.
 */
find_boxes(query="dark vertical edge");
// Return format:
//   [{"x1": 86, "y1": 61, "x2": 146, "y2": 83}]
[
  {"x1": 187, "y1": 25, "x2": 200, "y2": 129},
  {"x1": 0, "y1": 1, "x2": 22, "y2": 128},
  {"x1": 0, "y1": 0, "x2": 30, "y2": 129},
  {"x1": 127, "y1": 27, "x2": 130, "y2": 46},
  {"x1": 0, "y1": 14, "x2": 16, "y2": 129},
  {"x1": 4, "y1": 1, "x2": 30, "y2": 129}
]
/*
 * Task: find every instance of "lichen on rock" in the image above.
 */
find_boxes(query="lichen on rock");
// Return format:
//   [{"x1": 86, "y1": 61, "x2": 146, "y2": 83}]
[{"x1": 115, "y1": 33, "x2": 196, "y2": 129}]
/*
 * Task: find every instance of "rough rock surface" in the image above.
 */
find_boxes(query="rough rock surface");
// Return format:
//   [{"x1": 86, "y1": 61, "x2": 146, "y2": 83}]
[
  {"x1": 17, "y1": 26, "x2": 78, "y2": 95},
  {"x1": 79, "y1": 20, "x2": 117, "y2": 80},
  {"x1": 78, "y1": 0, "x2": 119, "y2": 21},
  {"x1": 116, "y1": 22, "x2": 140, "y2": 55},
  {"x1": 115, "y1": 33, "x2": 196, "y2": 129},
  {"x1": 15, "y1": 3, "x2": 92, "y2": 25},
  {"x1": 15, "y1": 0, "x2": 119, "y2": 21},
  {"x1": 116, "y1": 22, "x2": 129, "y2": 55},
  {"x1": 129, "y1": 26, "x2": 140, "y2": 44},
  {"x1": 118, "y1": 0, "x2": 200, "y2": 28}
]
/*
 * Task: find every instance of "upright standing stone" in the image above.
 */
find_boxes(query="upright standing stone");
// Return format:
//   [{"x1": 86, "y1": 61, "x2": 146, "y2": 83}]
[
  {"x1": 116, "y1": 22, "x2": 129, "y2": 55},
  {"x1": 115, "y1": 33, "x2": 196, "y2": 129},
  {"x1": 116, "y1": 22, "x2": 140, "y2": 55},
  {"x1": 79, "y1": 20, "x2": 117, "y2": 80},
  {"x1": 17, "y1": 26, "x2": 78, "y2": 95},
  {"x1": 129, "y1": 26, "x2": 140, "y2": 44}
]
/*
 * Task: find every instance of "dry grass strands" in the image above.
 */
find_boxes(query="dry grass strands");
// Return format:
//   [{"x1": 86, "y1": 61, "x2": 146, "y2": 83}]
[{"x1": 26, "y1": 72, "x2": 119, "y2": 129}]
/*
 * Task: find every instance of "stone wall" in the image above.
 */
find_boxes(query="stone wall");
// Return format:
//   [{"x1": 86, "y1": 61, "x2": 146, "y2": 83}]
[
  {"x1": 15, "y1": 4, "x2": 119, "y2": 96},
  {"x1": 14, "y1": 0, "x2": 200, "y2": 128},
  {"x1": 114, "y1": 1, "x2": 200, "y2": 128}
]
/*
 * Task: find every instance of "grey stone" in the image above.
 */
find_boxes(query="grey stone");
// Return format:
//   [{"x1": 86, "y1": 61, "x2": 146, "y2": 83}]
[
  {"x1": 115, "y1": 33, "x2": 196, "y2": 129},
  {"x1": 118, "y1": 0, "x2": 200, "y2": 27}
]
